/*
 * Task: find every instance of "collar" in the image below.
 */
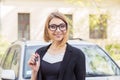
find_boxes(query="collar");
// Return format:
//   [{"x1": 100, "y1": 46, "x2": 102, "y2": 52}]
[{"x1": 41, "y1": 42, "x2": 73, "y2": 53}]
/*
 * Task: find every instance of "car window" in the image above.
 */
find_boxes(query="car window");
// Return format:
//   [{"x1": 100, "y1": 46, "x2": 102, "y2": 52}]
[
  {"x1": 23, "y1": 45, "x2": 43, "y2": 78},
  {"x1": 11, "y1": 45, "x2": 21, "y2": 78},
  {"x1": 0, "y1": 48, "x2": 10, "y2": 67},
  {"x1": 0, "y1": 48, "x2": 11, "y2": 76},
  {"x1": 3, "y1": 47, "x2": 15, "y2": 69},
  {"x1": 74, "y1": 45, "x2": 120, "y2": 76}
]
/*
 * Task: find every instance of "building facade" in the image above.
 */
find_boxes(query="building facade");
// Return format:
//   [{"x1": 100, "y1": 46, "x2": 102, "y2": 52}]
[{"x1": 0, "y1": 0, "x2": 120, "y2": 47}]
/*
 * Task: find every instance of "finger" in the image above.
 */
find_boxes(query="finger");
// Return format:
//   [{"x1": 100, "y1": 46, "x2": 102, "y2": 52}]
[
  {"x1": 35, "y1": 53, "x2": 40, "y2": 57},
  {"x1": 28, "y1": 58, "x2": 35, "y2": 65},
  {"x1": 31, "y1": 55, "x2": 36, "y2": 60},
  {"x1": 31, "y1": 53, "x2": 38, "y2": 61},
  {"x1": 29, "y1": 55, "x2": 37, "y2": 64},
  {"x1": 32, "y1": 53, "x2": 37, "y2": 58},
  {"x1": 35, "y1": 53, "x2": 40, "y2": 59},
  {"x1": 35, "y1": 53, "x2": 40, "y2": 66}
]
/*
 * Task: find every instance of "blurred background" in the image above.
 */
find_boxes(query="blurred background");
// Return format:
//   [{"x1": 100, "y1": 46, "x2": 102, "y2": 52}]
[{"x1": 0, "y1": 0, "x2": 120, "y2": 66}]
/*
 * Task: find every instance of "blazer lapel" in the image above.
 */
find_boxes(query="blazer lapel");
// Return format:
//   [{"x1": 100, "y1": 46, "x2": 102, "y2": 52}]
[
  {"x1": 40, "y1": 44, "x2": 52, "y2": 58},
  {"x1": 58, "y1": 43, "x2": 73, "y2": 80}
]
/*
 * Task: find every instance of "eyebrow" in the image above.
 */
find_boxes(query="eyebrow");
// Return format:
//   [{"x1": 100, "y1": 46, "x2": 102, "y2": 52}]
[{"x1": 49, "y1": 23, "x2": 65, "y2": 25}]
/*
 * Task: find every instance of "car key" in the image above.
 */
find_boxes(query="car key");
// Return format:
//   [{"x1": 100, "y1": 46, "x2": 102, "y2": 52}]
[{"x1": 34, "y1": 56, "x2": 38, "y2": 64}]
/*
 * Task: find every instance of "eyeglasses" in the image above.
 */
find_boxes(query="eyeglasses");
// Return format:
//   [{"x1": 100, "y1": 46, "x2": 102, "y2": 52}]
[{"x1": 48, "y1": 23, "x2": 67, "y2": 31}]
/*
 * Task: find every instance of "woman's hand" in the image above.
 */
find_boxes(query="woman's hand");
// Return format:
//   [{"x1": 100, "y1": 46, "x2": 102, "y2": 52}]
[{"x1": 28, "y1": 53, "x2": 40, "y2": 73}]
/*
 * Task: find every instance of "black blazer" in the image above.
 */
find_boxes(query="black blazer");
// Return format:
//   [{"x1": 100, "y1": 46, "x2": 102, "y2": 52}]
[{"x1": 36, "y1": 43, "x2": 86, "y2": 80}]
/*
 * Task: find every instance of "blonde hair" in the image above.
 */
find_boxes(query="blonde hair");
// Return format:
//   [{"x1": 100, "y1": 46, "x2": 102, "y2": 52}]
[{"x1": 44, "y1": 11, "x2": 69, "y2": 47}]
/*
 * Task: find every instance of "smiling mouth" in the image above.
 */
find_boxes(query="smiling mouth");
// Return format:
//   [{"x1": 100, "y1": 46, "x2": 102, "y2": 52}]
[
  {"x1": 53, "y1": 33, "x2": 62, "y2": 35},
  {"x1": 54, "y1": 34, "x2": 62, "y2": 37},
  {"x1": 55, "y1": 35, "x2": 61, "y2": 37}
]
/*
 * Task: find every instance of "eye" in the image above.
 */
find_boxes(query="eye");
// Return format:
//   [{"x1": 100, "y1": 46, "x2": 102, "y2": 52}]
[
  {"x1": 50, "y1": 25, "x2": 56, "y2": 29},
  {"x1": 59, "y1": 24, "x2": 66, "y2": 29},
  {"x1": 49, "y1": 24, "x2": 57, "y2": 30}
]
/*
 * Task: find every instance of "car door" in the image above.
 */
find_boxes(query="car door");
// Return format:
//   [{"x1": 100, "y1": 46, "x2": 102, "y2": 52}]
[
  {"x1": 1, "y1": 45, "x2": 21, "y2": 80},
  {"x1": 10, "y1": 45, "x2": 21, "y2": 80}
]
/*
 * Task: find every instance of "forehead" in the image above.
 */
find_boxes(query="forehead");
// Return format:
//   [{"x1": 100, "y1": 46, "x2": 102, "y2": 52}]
[{"x1": 49, "y1": 18, "x2": 65, "y2": 25}]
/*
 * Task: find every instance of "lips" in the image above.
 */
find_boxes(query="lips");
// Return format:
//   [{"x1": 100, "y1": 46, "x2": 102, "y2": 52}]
[{"x1": 53, "y1": 34, "x2": 62, "y2": 38}]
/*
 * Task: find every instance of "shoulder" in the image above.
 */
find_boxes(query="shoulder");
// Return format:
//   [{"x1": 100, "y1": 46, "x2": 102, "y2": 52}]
[
  {"x1": 67, "y1": 43, "x2": 85, "y2": 59},
  {"x1": 35, "y1": 46, "x2": 45, "y2": 53},
  {"x1": 68, "y1": 44, "x2": 86, "y2": 64},
  {"x1": 35, "y1": 44, "x2": 51, "y2": 54}
]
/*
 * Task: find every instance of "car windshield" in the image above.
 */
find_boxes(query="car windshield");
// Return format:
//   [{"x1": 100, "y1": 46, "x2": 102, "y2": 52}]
[
  {"x1": 23, "y1": 44, "x2": 120, "y2": 79},
  {"x1": 73, "y1": 45, "x2": 120, "y2": 77}
]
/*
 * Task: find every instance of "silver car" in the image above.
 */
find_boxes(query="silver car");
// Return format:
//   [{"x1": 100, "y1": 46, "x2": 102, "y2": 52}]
[{"x1": 0, "y1": 40, "x2": 120, "y2": 80}]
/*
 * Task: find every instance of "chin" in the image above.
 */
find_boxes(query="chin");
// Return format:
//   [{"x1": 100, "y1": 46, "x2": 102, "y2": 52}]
[
  {"x1": 54, "y1": 38, "x2": 63, "y2": 42},
  {"x1": 56, "y1": 39, "x2": 62, "y2": 41}
]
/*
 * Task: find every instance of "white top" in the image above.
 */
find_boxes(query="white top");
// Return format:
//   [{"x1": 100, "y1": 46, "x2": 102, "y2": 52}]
[{"x1": 42, "y1": 52, "x2": 65, "y2": 64}]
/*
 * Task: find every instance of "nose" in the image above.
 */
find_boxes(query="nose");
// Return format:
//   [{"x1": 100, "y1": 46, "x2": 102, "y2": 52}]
[{"x1": 56, "y1": 27, "x2": 61, "y2": 32}]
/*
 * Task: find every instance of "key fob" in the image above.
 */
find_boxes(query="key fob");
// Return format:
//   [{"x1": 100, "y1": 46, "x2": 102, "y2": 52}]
[{"x1": 34, "y1": 56, "x2": 38, "y2": 63}]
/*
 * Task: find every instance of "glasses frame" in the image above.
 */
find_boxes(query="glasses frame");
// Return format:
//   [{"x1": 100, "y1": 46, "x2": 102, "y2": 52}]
[{"x1": 48, "y1": 23, "x2": 67, "y2": 32}]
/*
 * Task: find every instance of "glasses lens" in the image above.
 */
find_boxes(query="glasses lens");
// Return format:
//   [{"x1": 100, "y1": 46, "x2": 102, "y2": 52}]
[
  {"x1": 59, "y1": 24, "x2": 66, "y2": 31},
  {"x1": 49, "y1": 25, "x2": 56, "y2": 31}
]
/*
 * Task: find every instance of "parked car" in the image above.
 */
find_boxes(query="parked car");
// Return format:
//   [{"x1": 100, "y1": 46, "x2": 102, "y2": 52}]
[{"x1": 0, "y1": 39, "x2": 120, "y2": 80}]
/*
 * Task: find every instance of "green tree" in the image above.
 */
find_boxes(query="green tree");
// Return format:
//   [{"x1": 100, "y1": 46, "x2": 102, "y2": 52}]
[
  {"x1": 0, "y1": 35, "x2": 10, "y2": 62},
  {"x1": 105, "y1": 43, "x2": 120, "y2": 61}
]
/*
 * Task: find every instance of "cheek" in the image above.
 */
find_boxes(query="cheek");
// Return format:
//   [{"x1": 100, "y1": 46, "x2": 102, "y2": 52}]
[
  {"x1": 48, "y1": 30, "x2": 54, "y2": 38},
  {"x1": 63, "y1": 30, "x2": 67, "y2": 35}
]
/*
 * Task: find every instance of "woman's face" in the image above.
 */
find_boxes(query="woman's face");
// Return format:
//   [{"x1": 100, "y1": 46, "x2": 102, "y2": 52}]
[{"x1": 48, "y1": 18, "x2": 67, "y2": 42}]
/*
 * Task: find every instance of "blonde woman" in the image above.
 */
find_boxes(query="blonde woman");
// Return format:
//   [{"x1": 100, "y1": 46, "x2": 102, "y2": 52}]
[{"x1": 28, "y1": 11, "x2": 86, "y2": 80}]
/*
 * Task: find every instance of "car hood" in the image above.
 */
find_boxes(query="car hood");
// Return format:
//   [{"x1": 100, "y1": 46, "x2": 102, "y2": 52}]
[{"x1": 86, "y1": 76, "x2": 120, "y2": 80}]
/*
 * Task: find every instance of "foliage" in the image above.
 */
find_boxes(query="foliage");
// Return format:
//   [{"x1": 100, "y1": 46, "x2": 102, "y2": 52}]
[
  {"x1": 105, "y1": 43, "x2": 120, "y2": 61},
  {"x1": 0, "y1": 35, "x2": 10, "y2": 62},
  {"x1": 89, "y1": 14, "x2": 108, "y2": 39},
  {"x1": 65, "y1": 14, "x2": 73, "y2": 39},
  {"x1": 66, "y1": 0, "x2": 102, "y2": 7}
]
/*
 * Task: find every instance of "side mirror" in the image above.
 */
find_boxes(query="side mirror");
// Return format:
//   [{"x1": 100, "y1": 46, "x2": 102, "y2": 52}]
[{"x1": 1, "y1": 70, "x2": 15, "y2": 80}]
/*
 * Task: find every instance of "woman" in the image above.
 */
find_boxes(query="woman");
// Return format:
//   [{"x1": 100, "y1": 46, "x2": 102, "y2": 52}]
[{"x1": 28, "y1": 11, "x2": 86, "y2": 80}]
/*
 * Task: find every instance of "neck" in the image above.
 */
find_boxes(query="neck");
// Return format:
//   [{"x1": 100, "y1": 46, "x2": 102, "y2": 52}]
[
  {"x1": 51, "y1": 41, "x2": 66, "y2": 49},
  {"x1": 48, "y1": 41, "x2": 67, "y2": 55},
  {"x1": 52, "y1": 41, "x2": 60, "y2": 47}
]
